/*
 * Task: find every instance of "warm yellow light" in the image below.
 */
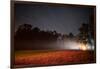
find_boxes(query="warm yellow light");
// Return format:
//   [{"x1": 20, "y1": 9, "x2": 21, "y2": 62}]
[{"x1": 80, "y1": 43, "x2": 87, "y2": 50}]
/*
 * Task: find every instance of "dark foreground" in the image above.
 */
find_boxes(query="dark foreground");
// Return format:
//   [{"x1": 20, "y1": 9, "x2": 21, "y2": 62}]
[{"x1": 13, "y1": 50, "x2": 96, "y2": 68}]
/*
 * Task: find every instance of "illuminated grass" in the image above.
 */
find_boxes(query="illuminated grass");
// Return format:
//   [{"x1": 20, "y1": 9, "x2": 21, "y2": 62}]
[{"x1": 14, "y1": 50, "x2": 95, "y2": 67}]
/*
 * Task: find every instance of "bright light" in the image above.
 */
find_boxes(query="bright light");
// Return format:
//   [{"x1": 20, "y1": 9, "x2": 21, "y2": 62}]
[
  {"x1": 63, "y1": 40, "x2": 94, "y2": 50},
  {"x1": 79, "y1": 43, "x2": 87, "y2": 50},
  {"x1": 63, "y1": 40, "x2": 81, "y2": 50}
]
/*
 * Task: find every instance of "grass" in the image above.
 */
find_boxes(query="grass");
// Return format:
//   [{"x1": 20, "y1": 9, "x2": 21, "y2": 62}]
[{"x1": 14, "y1": 50, "x2": 96, "y2": 68}]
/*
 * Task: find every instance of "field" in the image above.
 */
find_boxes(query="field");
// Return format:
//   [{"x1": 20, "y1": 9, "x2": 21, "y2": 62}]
[{"x1": 14, "y1": 50, "x2": 96, "y2": 68}]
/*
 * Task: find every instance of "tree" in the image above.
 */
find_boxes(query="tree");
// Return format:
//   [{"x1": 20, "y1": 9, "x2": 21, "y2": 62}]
[
  {"x1": 79, "y1": 23, "x2": 88, "y2": 40},
  {"x1": 69, "y1": 33, "x2": 74, "y2": 38},
  {"x1": 32, "y1": 27, "x2": 40, "y2": 32},
  {"x1": 15, "y1": 24, "x2": 32, "y2": 40},
  {"x1": 16, "y1": 24, "x2": 32, "y2": 33},
  {"x1": 78, "y1": 23, "x2": 89, "y2": 45}
]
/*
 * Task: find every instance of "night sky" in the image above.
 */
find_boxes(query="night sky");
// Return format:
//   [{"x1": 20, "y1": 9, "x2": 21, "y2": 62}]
[{"x1": 15, "y1": 3, "x2": 93, "y2": 35}]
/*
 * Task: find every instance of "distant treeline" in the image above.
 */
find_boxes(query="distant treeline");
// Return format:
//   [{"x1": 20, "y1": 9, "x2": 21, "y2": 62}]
[
  {"x1": 14, "y1": 23, "x2": 93, "y2": 50},
  {"x1": 15, "y1": 24, "x2": 63, "y2": 41},
  {"x1": 14, "y1": 24, "x2": 63, "y2": 50}
]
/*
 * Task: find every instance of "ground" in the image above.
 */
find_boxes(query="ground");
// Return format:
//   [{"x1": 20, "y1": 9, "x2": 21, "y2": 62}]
[{"x1": 13, "y1": 50, "x2": 96, "y2": 68}]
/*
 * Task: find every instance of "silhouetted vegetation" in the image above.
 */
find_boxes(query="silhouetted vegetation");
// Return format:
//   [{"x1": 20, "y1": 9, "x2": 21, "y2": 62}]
[
  {"x1": 14, "y1": 24, "x2": 61, "y2": 50},
  {"x1": 14, "y1": 20, "x2": 94, "y2": 50},
  {"x1": 78, "y1": 23, "x2": 88, "y2": 40},
  {"x1": 69, "y1": 33, "x2": 74, "y2": 38}
]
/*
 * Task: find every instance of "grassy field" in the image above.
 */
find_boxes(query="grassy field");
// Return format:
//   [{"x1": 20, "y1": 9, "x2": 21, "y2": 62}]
[{"x1": 14, "y1": 50, "x2": 96, "y2": 68}]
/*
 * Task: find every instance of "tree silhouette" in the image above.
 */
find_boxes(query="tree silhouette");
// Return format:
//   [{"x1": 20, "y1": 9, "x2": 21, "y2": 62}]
[
  {"x1": 32, "y1": 27, "x2": 40, "y2": 32},
  {"x1": 14, "y1": 23, "x2": 63, "y2": 50},
  {"x1": 69, "y1": 33, "x2": 74, "y2": 38},
  {"x1": 78, "y1": 23, "x2": 89, "y2": 45},
  {"x1": 79, "y1": 23, "x2": 88, "y2": 40},
  {"x1": 17, "y1": 24, "x2": 32, "y2": 32},
  {"x1": 15, "y1": 24, "x2": 32, "y2": 40}
]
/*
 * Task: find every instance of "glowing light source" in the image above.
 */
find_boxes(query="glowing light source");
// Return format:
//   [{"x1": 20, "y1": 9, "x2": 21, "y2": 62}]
[
  {"x1": 63, "y1": 40, "x2": 94, "y2": 50},
  {"x1": 79, "y1": 43, "x2": 87, "y2": 50}
]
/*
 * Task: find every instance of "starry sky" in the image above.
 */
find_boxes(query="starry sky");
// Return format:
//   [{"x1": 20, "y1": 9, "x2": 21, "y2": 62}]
[{"x1": 14, "y1": 2, "x2": 94, "y2": 35}]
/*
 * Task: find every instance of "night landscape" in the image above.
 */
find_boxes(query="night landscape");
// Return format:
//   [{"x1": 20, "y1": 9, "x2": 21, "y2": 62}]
[{"x1": 12, "y1": 1, "x2": 96, "y2": 68}]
